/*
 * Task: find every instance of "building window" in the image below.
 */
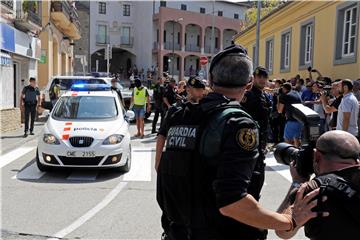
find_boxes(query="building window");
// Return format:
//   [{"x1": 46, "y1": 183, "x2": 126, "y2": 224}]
[
  {"x1": 177, "y1": 32, "x2": 180, "y2": 44},
  {"x1": 123, "y1": 4, "x2": 130, "y2": 16},
  {"x1": 200, "y1": 7, "x2": 205, "y2": 14},
  {"x1": 334, "y1": 3, "x2": 359, "y2": 65},
  {"x1": 122, "y1": 26, "x2": 131, "y2": 44},
  {"x1": 234, "y1": 13, "x2": 239, "y2": 19},
  {"x1": 342, "y1": 6, "x2": 357, "y2": 57},
  {"x1": 181, "y1": 4, "x2": 186, "y2": 11},
  {"x1": 97, "y1": 24, "x2": 107, "y2": 44},
  {"x1": 157, "y1": 29, "x2": 159, "y2": 42},
  {"x1": 265, "y1": 39, "x2": 274, "y2": 73},
  {"x1": 299, "y1": 18, "x2": 314, "y2": 68},
  {"x1": 160, "y1": 1, "x2": 166, "y2": 7},
  {"x1": 164, "y1": 30, "x2": 166, "y2": 42},
  {"x1": 98, "y1": 2, "x2": 106, "y2": 14},
  {"x1": 281, "y1": 29, "x2": 291, "y2": 72},
  {"x1": 218, "y1": 11, "x2": 223, "y2": 17}
]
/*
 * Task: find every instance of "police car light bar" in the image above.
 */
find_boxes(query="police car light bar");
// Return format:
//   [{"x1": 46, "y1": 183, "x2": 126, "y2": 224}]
[{"x1": 70, "y1": 84, "x2": 111, "y2": 91}]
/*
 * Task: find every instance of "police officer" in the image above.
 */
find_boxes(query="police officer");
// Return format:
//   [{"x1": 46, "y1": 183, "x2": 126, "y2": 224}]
[
  {"x1": 276, "y1": 130, "x2": 360, "y2": 240},
  {"x1": 156, "y1": 45, "x2": 321, "y2": 240},
  {"x1": 241, "y1": 66, "x2": 271, "y2": 200},
  {"x1": 21, "y1": 77, "x2": 40, "y2": 137}
]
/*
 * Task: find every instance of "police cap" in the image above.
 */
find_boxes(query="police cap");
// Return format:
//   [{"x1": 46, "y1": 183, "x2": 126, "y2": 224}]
[
  {"x1": 253, "y1": 66, "x2": 269, "y2": 78},
  {"x1": 187, "y1": 76, "x2": 205, "y2": 89},
  {"x1": 209, "y1": 44, "x2": 251, "y2": 87}
]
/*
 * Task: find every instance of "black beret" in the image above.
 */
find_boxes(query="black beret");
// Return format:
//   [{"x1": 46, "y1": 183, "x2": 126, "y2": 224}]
[
  {"x1": 187, "y1": 76, "x2": 205, "y2": 89},
  {"x1": 253, "y1": 66, "x2": 268, "y2": 78}
]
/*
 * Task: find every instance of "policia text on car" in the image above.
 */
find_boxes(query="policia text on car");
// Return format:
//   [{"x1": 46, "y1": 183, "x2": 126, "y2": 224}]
[{"x1": 155, "y1": 45, "x2": 326, "y2": 240}]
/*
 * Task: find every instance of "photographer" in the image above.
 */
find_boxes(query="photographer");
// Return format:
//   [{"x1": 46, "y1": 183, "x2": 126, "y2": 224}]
[
  {"x1": 320, "y1": 81, "x2": 343, "y2": 130},
  {"x1": 308, "y1": 67, "x2": 323, "y2": 82},
  {"x1": 276, "y1": 130, "x2": 360, "y2": 240}
]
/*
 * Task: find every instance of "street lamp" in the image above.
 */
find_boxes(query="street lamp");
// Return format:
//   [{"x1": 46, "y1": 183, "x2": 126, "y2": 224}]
[{"x1": 172, "y1": 17, "x2": 183, "y2": 79}]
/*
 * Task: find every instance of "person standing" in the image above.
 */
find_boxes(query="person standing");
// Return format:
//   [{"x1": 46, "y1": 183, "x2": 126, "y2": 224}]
[
  {"x1": 241, "y1": 66, "x2": 271, "y2": 198},
  {"x1": 156, "y1": 45, "x2": 320, "y2": 240},
  {"x1": 50, "y1": 79, "x2": 61, "y2": 108},
  {"x1": 152, "y1": 77, "x2": 165, "y2": 134},
  {"x1": 336, "y1": 79, "x2": 359, "y2": 137},
  {"x1": 277, "y1": 83, "x2": 303, "y2": 147},
  {"x1": 131, "y1": 78, "x2": 150, "y2": 138},
  {"x1": 163, "y1": 78, "x2": 177, "y2": 111},
  {"x1": 21, "y1": 77, "x2": 40, "y2": 137}
]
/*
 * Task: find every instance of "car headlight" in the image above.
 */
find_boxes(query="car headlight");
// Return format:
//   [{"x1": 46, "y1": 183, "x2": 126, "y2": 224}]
[
  {"x1": 43, "y1": 134, "x2": 60, "y2": 144},
  {"x1": 103, "y1": 134, "x2": 124, "y2": 145}
]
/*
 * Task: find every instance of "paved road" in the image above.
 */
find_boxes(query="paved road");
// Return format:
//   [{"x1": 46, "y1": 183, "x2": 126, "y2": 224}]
[{"x1": 1, "y1": 117, "x2": 307, "y2": 240}]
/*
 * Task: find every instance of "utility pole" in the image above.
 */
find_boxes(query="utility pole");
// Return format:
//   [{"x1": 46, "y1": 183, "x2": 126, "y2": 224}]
[
  {"x1": 172, "y1": 20, "x2": 175, "y2": 79},
  {"x1": 255, "y1": 0, "x2": 261, "y2": 67},
  {"x1": 210, "y1": 0, "x2": 215, "y2": 58},
  {"x1": 106, "y1": 44, "x2": 110, "y2": 76}
]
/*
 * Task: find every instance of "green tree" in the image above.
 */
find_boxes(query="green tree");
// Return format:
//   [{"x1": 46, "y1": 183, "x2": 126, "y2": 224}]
[{"x1": 242, "y1": 0, "x2": 283, "y2": 30}]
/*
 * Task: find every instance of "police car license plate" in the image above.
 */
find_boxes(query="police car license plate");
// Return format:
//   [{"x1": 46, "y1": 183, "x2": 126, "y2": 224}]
[{"x1": 67, "y1": 151, "x2": 96, "y2": 158}]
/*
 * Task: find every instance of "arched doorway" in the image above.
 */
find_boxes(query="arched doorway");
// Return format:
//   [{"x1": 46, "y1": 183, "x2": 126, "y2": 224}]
[
  {"x1": 184, "y1": 55, "x2": 200, "y2": 77},
  {"x1": 90, "y1": 47, "x2": 136, "y2": 80},
  {"x1": 163, "y1": 53, "x2": 181, "y2": 80},
  {"x1": 204, "y1": 27, "x2": 220, "y2": 54}
]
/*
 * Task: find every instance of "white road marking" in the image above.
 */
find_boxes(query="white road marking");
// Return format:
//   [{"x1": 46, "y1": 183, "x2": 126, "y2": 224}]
[
  {"x1": 265, "y1": 153, "x2": 292, "y2": 182},
  {"x1": 67, "y1": 171, "x2": 98, "y2": 181},
  {"x1": 0, "y1": 147, "x2": 36, "y2": 169},
  {"x1": 11, "y1": 162, "x2": 46, "y2": 180},
  {"x1": 123, "y1": 148, "x2": 152, "y2": 182},
  {"x1": 49, "y1": 181, "x2": 128, "y2": 240}
]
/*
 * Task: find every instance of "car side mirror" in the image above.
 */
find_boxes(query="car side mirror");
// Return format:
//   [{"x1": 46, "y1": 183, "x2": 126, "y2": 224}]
[{"x1": 125, "y1": 110, "x2": 135, "y2": 121}]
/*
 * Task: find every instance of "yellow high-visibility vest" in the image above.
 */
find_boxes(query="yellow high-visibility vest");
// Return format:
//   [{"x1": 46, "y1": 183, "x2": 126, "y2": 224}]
[{"x1": 134, "y1": 87, "x2": 147, "y2": 105}]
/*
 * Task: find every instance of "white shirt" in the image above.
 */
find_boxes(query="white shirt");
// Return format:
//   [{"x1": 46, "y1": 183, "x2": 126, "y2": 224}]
[{"x1": 337, "y1": 92, "x2": 359, "y2": 136}]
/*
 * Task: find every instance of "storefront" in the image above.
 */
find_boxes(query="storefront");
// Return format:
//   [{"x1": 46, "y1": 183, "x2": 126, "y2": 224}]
[{"x1": 0, "y1": 23, "x2": 40, "y2": 132}]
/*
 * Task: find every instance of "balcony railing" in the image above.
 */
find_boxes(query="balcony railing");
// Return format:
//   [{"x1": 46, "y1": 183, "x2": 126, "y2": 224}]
[
  {"x1": 153, "y1": 41, "x2": 159, "y2": 50},
  {"x1": 164, "y1": 42, "x2": 181, "y2": 51},
  {"x1": 120, "y1": 36, "x2": 134, "y2": 47},
  {"x1": 1, "y1": 0, "x2": 14, "y2": 10},
  {"x1": 185, "y1": 44, "x2": 200, "y2": 52},
  {"x1": 15, "y1": 1, "x2": 42, "y2": 27},
  {"x1": 96, "y1": 34, "x2": 109, "y2": 44},
  {"x1": 204, "y1": 45, "x2": 220, "y2": 54},
  {"x1": 51, "y1": 1, "x2": 80, "y2": 30}
]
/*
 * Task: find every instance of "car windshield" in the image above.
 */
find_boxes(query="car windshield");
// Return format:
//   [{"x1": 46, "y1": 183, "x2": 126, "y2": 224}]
[
  {"x1": 53, "y1": 96, "x2": 118, "y2": 120},
  {"x1": 54, "y1": 78, "x2": 107, "y2": 91}
]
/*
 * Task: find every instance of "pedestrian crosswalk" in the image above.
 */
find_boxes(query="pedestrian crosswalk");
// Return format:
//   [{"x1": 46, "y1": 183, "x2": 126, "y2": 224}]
[{"x1": 11, "y1": 148, "x2": 155, "y2": 182}]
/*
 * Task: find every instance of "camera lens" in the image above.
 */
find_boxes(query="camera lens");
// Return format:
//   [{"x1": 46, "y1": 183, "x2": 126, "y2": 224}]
[{"x1": 274, "y1": 143, "x2": 299, "y2": 165}]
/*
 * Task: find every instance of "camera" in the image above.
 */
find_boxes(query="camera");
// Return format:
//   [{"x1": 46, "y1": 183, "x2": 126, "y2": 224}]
[
  {"x1": 274, "y1": 104, "x2": 320, "y2": 178},
  {"x1": 322, "y1": 85, "x2": 332, "y2": 97}
]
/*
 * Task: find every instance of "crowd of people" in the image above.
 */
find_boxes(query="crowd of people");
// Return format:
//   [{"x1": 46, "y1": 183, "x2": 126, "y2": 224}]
[
  {"x1": 153, "y1": 44, "x2": 360, "y2": 240},
  {"x1": 262, "y1": 68, "x2": 360, "y2": 147}
]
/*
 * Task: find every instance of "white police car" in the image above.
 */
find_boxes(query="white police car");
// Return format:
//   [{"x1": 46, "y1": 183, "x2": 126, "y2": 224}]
[{"x1": 37, "y1": 84, "x2": 135, "y2": 172}]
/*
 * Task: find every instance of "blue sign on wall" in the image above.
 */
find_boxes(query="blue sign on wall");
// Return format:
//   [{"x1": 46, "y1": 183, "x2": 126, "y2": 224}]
[{"x1": 0, "y1": 23, "x2": 15, "y2": 52}]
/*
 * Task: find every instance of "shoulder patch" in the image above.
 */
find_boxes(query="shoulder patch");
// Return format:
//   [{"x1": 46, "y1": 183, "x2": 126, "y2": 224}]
[{"x1": 236, "y1": 128, "x2": 257, "y2": 151}]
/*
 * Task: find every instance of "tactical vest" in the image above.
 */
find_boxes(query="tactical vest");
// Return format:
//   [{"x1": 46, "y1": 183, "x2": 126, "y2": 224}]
[
  {"x1": 305, "y1": 170, "x2": 360, "y2": 240},
  {"x1": 157, "y1": 101, "x2": 265, "y2": 239}
]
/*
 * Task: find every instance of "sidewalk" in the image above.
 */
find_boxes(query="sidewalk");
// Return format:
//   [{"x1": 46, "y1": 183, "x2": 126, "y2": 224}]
[{"x1": 0, "y1": 120, "x2": 46, "y2": 155}]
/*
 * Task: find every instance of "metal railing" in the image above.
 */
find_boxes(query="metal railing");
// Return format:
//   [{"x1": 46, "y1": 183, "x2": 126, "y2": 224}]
[
  {"x1": 164, "y1": 42, "x2": 181, "y2": 51},
  {"x1": 153, "y1": 41, "x2": 159, "y2": 50},
  {"x1": 1, "y1": 0, "x2": 14, "y2": 10},
  {"x1": 96, "y1": 34, "x2": 109, "y2": 44},
  {"x1": 120, "y1": 36, "x2": 134, "y2": 47},
  {"x1": 15, "y1": 2, "x2": 41, "y2": 27},
  {"x1": 185, "y1": 44, "x2": 200, "y2": 52},
  {"x1": 51, "y1": 1, "x2": 80, "y2": 30},
  {"x1": 204, "y1": 45, "x2": 219, "y2": 54}
]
